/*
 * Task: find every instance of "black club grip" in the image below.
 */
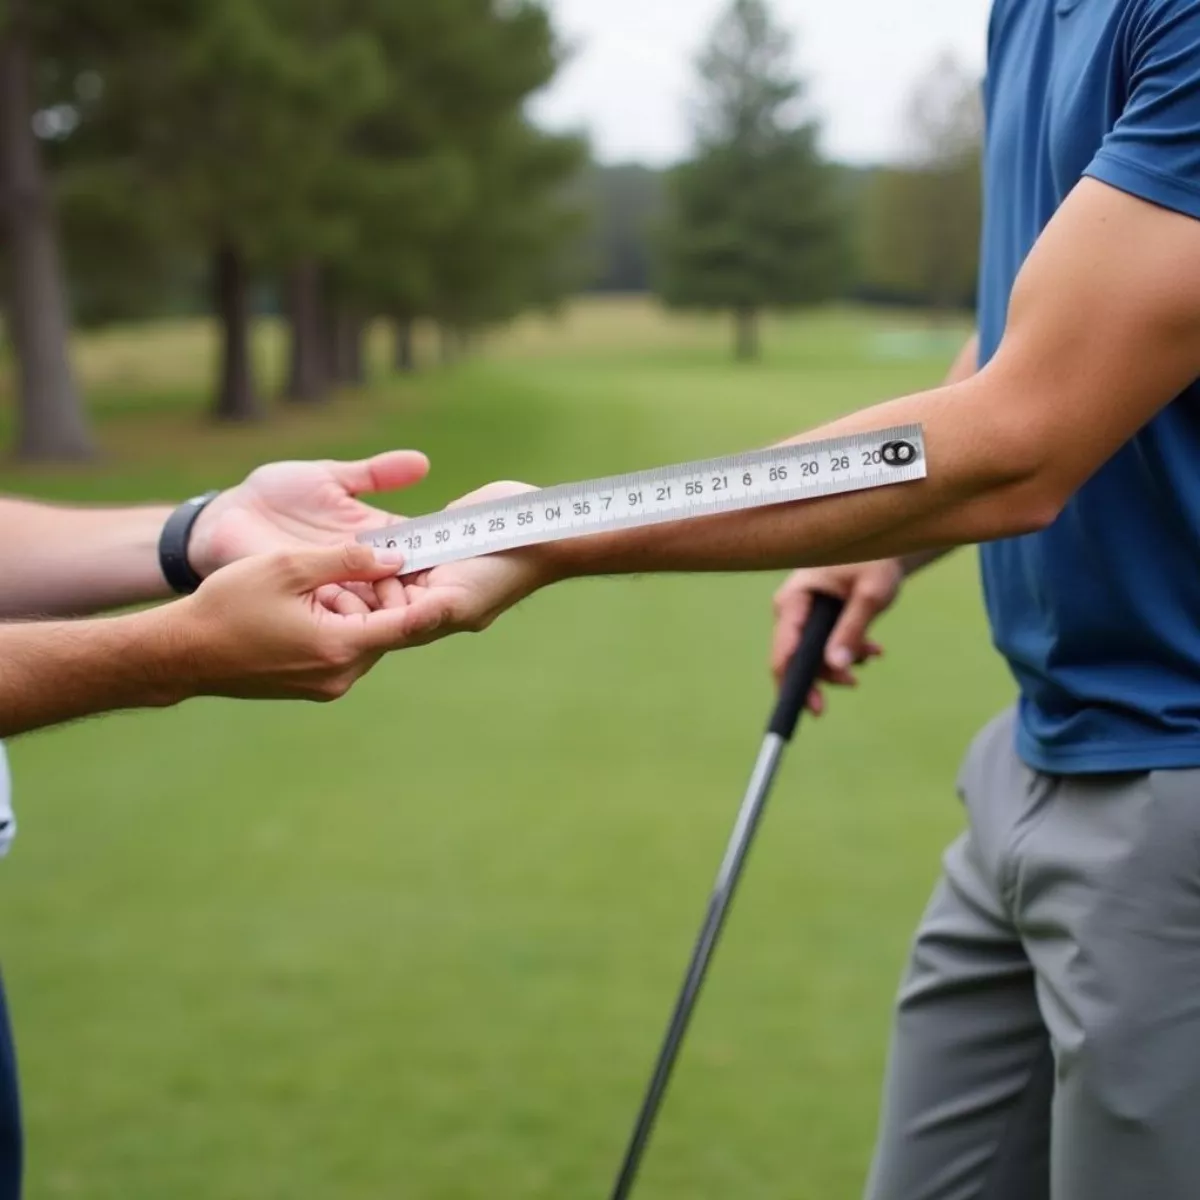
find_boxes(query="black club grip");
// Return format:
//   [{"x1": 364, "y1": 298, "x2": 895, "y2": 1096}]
[{"x1": 768, "y1": 591, "x2": 845, "y2": 741}]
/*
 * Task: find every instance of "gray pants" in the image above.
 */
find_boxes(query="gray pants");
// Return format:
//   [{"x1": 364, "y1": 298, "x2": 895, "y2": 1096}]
[{"x1": 864, "y1": 708, "x2": 1200, "y2": 1200}]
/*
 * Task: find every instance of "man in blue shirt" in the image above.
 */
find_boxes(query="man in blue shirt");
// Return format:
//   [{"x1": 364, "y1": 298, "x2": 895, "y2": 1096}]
[{"x1": 386, "y1": 1, "x2": 1200, "y2": 1193}]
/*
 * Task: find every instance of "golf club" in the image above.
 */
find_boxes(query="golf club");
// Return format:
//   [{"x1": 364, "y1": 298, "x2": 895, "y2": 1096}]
[{"x1": 609, "y1": 590, "x2": 845, "y2": 1200}]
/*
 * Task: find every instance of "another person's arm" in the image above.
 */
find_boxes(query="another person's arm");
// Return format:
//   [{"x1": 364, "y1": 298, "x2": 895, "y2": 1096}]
[
  {"x1": 0, "y1": 450, "x2": 428, "y2": 618},
  {"x1": 0, "y1": 544, "x2": 425, "y2": 739},
  {"x1": 0, "y1": 498, "x2": 172, "y2": 617}
]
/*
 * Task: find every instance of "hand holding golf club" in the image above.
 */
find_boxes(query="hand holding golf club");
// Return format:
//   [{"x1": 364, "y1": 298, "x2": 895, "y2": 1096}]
[{"x1": 771, "y1": 560, "x2": 904, "y2": 714}]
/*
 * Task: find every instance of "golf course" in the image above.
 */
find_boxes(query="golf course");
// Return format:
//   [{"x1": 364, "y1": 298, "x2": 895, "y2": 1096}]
[{"x1": 0, "y1": 298, "x2": 1011, "y2": 1199}]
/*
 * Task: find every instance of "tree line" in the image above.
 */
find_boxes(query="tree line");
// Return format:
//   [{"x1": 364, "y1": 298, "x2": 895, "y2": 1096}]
[
  {"x1": 0, "y1": 0, "x2": 983, "y2": 461},
  {"x1": 0, "y1": 0, "x2": 586, "y2": 459}
]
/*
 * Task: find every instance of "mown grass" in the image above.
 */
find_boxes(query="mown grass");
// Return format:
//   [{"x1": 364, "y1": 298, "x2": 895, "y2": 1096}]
[{"x1": 0, "y1": 299, "x2": 1006, "y2": 1199}]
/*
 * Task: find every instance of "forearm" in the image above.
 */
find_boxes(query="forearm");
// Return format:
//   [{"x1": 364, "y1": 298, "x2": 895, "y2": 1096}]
[
  {"x1": 899, "y1": 331, "x2": 978, "y2": 578},
  {"x1": 547, "y1": 372, "x2": 1047, "y2": 580},
  {"x1": 0, "y1": 608, "x2": 190, "y2": 738},
  {"x1": 0, "y1": 499, "x2": 173, "y2": 617},
  {"x1": 547, "y1": 330, "x2": 1026, "y2": 579}
]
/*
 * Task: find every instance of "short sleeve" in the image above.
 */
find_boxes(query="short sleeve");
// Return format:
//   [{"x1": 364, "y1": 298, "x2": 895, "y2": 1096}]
[{"x1": 1086, "y1": 0, "x2": 1200, "y2": 221}]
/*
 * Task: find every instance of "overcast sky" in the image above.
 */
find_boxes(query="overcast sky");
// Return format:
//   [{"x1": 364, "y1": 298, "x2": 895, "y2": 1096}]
[{"x1": 531, "y1": 0, "x2": 993, "y2": 165}]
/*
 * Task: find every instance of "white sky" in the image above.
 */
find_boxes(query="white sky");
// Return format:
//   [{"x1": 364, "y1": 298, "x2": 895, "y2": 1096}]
[{"x1": 531, "y1": 0, "x2": 993, "y2": 165}]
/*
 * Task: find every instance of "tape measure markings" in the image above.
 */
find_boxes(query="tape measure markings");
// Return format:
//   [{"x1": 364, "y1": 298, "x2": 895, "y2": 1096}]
[{"x1": 357, "y1": 424, "x2": 926, "y2": 573}]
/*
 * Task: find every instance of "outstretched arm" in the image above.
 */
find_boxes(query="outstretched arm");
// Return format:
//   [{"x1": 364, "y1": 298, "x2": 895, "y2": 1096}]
[
  {"x1": 400, "y1": 179, "x2": 1200, "y2": 633},
  {"x1": 0, "y1": 498, "x2": 172, "y2": 618},
  {"x1": 897, "y1": 330, "x2": 977, "y2": 578},
  {"x1": 0, "y1": 450, "x2": 428, "y2": 618},
  {"x1": 550, "y1": 181, "x2": 1190, "y2": 576},
  {"x1": 0, "y1": 544, "x2": 426, "y2": 739}
]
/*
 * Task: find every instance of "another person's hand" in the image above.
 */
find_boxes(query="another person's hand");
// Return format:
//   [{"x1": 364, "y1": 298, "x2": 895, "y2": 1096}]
[
  {"x1": 164, "y1": 543, "x2": 418, "y2": 702},
  {"x1": 187, "y1": 451, "x2": 430, "y2": 613},
  {"x1": 389, "y1": 482, "x2": 556, "y2": 643},
  {"x1": 770, "y1": 560, "x2": 904, "y2": 714}
]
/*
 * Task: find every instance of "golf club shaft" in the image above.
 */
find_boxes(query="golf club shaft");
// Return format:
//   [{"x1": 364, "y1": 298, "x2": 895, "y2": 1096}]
[{"x1": 609, "y1": 592, "x2": 844, "y2": 1200}]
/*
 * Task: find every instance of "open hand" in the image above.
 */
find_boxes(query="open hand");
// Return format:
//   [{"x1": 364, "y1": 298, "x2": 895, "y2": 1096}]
[{"x1": 187, "y1": 451, "x2": 429, "y2": 613}]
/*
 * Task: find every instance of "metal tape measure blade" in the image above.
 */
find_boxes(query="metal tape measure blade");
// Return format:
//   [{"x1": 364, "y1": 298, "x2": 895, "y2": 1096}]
[{"x1": 358, "y1": 424, "x2": 926, "y2": 573}]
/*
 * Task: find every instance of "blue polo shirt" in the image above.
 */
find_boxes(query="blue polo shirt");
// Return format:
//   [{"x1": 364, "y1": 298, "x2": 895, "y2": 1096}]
[{"x1": 979, "y1": 0, "x2": 1200, "y2": 772}]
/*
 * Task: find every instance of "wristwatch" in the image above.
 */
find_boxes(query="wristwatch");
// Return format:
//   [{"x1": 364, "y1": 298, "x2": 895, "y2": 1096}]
[{"x1": 158, "y1": 489, "x2": 221, "y2": 594}]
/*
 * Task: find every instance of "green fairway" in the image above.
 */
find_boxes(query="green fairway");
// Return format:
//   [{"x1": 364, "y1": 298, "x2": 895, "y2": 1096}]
[{"x1": 0, "y1": 300, "x2": 1011, "y2": 1199}]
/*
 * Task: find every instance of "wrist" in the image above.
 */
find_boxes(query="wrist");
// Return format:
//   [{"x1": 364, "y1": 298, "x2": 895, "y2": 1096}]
[
  {"x1": 533, "y1": 538, "x2": 580, "y2": 586},
  {"x1": 123, "y1": 603, "x2": 207, "y2": 707}
]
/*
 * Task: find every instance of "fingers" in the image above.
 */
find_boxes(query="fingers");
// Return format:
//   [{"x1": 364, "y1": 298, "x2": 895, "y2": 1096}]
[
  {"x1": 342, "y1": 581, "x2": 384, "y2": 610},
  {"x1": 325, "y1": 450, "x2": 430, "y2": 496},
  {"x1": 825, "y1": 591, "x2": 889, "y2": 679},
  {"x1": 770, "y1": 587, "x2": 812, "y2": 687},
  {"x1": 770, "y1": 569, "x2": 893, "y2": 713},
  {"x1": 354, "y1": 592, "x2": 455, "y2": 652},
  {"x1": 373, "y1": 574, "x2": 409, "y2": 610},
  {"x1": 278, "y1": 544, "x2": 406, "y2": 592},
  {"x1": 317, "y1": 584, "x2": 374, "y2": 617}
]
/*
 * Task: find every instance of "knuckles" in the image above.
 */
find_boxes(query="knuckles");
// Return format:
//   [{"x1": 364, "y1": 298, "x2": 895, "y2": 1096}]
[
  {"x1": 274, "y1": 552, "x2": 307, "y2": 588},
  {"x1": 313, "y1": 631, "x2": 359, "y2": 672}
]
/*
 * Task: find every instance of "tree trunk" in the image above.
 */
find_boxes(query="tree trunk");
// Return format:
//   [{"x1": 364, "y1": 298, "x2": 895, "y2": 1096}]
[
  {"x1": 0, "y1": 10, "x2": 94, "y2": 461},
  {"x1": 393, "y1": 316, "x2": 416, "y2": 372},
  {"x1": 283, "y1": 259, "x2": 328, "y2": 403},
  {"x1": 734, "y1": 306, "x2": 760, "y2": 362},
  {"x1": 212, "y1": 243, "x2": 263, "y2": 422},
  {"x1": 327, "y1": 306, "x2": 366, "y2": 386},
  {"x1": 318, "y1": 302, "x2": 338, "y2": 387},
  {"x1": 339, "y1": 310, "x2": 366, "y2": 386}
]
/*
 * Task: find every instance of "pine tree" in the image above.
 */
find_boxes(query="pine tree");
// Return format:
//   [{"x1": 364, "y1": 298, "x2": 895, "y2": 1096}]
[
  {"x1": 656, "y1": 0, "x2": 846, "y2": 360},
  {"x1": 313, "y1": 0, "x2": 584, "y2": 371}
]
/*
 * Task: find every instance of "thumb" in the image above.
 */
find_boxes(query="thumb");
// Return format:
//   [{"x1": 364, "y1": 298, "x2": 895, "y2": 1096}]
[
  {"x1": 325, "y1": 450, "x2": 430, "y2": 496},
  {"x1": 279, "y1": 544, "x2": 406, "y2": 592}
]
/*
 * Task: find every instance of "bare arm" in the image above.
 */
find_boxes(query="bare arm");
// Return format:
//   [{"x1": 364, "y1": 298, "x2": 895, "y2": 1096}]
[
  {"x1": 899, "y1": 330, "x2": 978, "y2": 578},
  {"x1": 540, "y1": 181, "x2": 1189, "y2": 579},
  {"x1": 398, "y1": 179, "x2": 1200, "y2": 658},
  {"x1": 0, "y1": 448, "x2": 431, "y2": 619},
  {"x1": 0, "y1": 544, "x2": 424, "y2": 740},
  {"x1": 766, "y1": 330, "x2": 980, "y2": 706},
  {"x1": 0, "y1": 608, "x2": 179, "y2": 736},
  {"x1": 0, "y1": 499, "x2": 172, "y2": 618}
]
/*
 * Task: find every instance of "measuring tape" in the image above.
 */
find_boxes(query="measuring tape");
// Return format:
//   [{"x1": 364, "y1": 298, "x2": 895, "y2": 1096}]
[{"x1": 357, "y1": 424, "x2": 926, "y2": 573}]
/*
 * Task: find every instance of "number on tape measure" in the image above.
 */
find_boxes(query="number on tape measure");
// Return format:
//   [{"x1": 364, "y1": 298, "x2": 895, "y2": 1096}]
[{"x1": 358, "y1": 425, "x2": 926, "y2": 573}]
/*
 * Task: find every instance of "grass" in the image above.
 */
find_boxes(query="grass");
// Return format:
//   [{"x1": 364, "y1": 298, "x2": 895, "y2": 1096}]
[{"x1": 0, "y1": 298, "x2": 1009, "y2": 1199}]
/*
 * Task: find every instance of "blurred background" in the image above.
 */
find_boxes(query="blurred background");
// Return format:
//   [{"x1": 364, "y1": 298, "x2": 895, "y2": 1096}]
[{"x1": 0, "y1": 1, "x2": 1011, "y2": 1197}]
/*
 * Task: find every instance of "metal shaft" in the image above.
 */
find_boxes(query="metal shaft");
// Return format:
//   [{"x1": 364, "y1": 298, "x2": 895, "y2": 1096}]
[{"x1": 609, "y1": 732, "x2": 787, "y2": 1200}]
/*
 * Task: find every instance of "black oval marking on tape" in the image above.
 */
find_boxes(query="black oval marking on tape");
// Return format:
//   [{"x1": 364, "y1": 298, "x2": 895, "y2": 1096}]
[{"x1": 881, "y1": 440, "x2": 919, "y2": 468}]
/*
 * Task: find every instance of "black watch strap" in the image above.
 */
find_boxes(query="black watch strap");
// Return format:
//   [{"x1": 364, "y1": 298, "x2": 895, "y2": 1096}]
[{"x1": 158, "y1": 490, "x2": 220, "y2": 594}]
